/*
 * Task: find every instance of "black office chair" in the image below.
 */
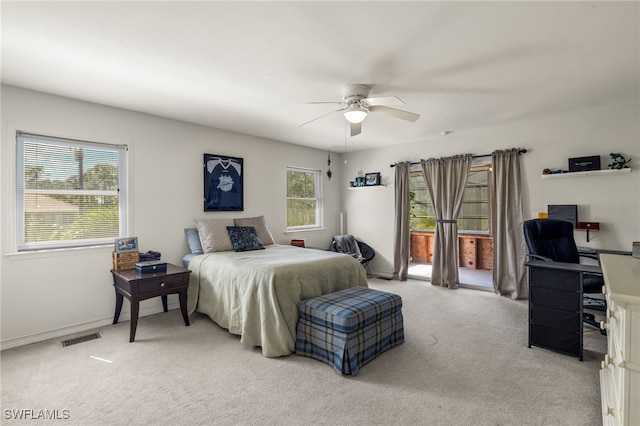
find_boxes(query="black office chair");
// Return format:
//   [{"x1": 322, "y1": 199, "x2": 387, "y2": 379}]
[
  {"x1": 329, "y1": 235, "x2": 376, "y2": 277},
  {"x1": 523, "y1": 219, "x2": 606, "y2": 331}
]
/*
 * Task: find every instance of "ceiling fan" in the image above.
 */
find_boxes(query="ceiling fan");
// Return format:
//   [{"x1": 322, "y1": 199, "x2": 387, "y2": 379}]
[{"x1": 299, "y1": 84, "x2": 420, "y2": 136}]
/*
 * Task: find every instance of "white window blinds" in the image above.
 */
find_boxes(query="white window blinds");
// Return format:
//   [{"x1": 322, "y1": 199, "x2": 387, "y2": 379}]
[{"x1": 16, "y1": 132, "x2": 128, "y2": 251}]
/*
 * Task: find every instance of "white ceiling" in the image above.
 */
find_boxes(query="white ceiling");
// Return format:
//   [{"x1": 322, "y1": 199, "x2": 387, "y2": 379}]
[{"x1": 2, "y1": 1, "x2": 638, "y2": 152}]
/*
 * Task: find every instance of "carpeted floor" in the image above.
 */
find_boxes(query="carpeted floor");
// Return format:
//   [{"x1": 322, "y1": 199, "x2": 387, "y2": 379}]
[{"x1": 1, "y1": 278, "x2": 606, "y2": 426}]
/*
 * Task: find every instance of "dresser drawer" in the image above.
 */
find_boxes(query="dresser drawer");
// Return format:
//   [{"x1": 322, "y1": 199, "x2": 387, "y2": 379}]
[
  {"x1": 599, "y1": 254, "x2": 640, "y2": 426},
  {"x1": 137, "y1": 274, "x2": 187, "y2": 294},
  {"x1": 628, "y1": 369, "x2": 640, "y2": 426},
  {"x1": 605, "y1": 294, "x2": 640, "y2": 368},
  {"x1": 605, "y1": 294, "x2": 624, "y2": 342},
  {"x1": 600, "y1": 367, "x2": 619, "y2": 426},
  {"x1": 601, "y1": 354, "x2": 640, "y2": 426},
  {"x1": 602, "y1": 353, "x2": 625, "y2": 407}
]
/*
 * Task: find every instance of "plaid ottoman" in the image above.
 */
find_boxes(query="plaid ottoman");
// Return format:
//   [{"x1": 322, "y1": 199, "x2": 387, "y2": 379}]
[{"x1": 296, "y1": 286, "x2": 404, "y2": 375}]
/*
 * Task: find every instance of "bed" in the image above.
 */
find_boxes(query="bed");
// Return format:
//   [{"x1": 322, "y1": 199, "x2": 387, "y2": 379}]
[{"x1": 183, "y1": 218, "x2": 368, "y2": 357}]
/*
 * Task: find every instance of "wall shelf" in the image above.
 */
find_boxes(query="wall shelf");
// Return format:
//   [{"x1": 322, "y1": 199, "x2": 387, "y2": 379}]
[
  {"x1": 541, "y1": 168, "x2": 631, "y2": 179},
  {"x1": 348, "y1": 185, "x2": 386, "y2": 190}
]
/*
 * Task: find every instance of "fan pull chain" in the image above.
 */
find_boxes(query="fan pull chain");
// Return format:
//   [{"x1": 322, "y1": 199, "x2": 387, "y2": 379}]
[{"x1": 344, "y1": 122, "x2": 348, "y2": 164}]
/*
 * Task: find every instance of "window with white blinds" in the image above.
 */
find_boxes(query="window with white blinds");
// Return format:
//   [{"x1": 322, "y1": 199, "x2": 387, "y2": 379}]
[
  {"x1": 286, "y1": 166, "x2": 323, "y2": 231},
  {"x1": 16, "y1": 132, "x2": 128, "y2": 251}
]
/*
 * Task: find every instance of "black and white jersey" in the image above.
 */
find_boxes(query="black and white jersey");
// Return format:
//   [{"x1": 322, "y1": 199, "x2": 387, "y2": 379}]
[{"x1": 205, "y1": 157, "x2": 242, "y2": 210}]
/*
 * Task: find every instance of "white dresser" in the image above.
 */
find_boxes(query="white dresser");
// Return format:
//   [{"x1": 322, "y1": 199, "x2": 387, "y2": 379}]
[{"x1": 599, "y1": 254, "x2": 640, "y2": 426}]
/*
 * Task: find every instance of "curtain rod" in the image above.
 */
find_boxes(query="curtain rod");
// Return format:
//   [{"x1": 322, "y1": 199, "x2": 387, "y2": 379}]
[{"x1": 389, "y1": 149, "x2": 527, "y2": 167}]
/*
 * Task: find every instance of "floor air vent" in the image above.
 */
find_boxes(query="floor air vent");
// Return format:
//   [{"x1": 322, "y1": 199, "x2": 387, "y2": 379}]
[{"x1": 61, "y1": 333, "x2": 101, "y2": 347}]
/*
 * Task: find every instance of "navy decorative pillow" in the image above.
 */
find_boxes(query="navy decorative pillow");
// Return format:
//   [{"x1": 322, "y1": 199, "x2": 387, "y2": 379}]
[{"x1": 226, "y1": 226, "x2": 264, "y2": 252}]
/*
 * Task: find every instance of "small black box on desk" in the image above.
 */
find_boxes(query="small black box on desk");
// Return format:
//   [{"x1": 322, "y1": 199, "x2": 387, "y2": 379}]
[
  {"x1": 135, "y1": 260, "x2": 167, "y2": 274},
  {"x1": 569, "y1": 155, "x2": 600, "y2": 172}
]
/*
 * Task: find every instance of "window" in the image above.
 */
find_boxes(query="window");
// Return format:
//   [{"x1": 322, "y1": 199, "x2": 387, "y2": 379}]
[
  {"x1": 286, "y1": 166, "x2": 322, "y2": 230},
  {"x1": 16, "y1": 132, "x2": 128, "y2": 251},
  {"x1": 409, "y1": 168, "x2": 435, "y2": 231},
  {"x1": 458, "y1": 166, "x2": 491, "y2": 232},
  {"x1": 409, "y1": 164, "x2": 491, "y2": 234}
]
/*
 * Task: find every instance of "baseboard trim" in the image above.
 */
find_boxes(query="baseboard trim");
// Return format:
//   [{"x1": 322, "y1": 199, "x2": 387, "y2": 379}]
[
  {"x1": 0, "y1": 302, "x2": 180, "y2": 351},
  {"x1": 371, "y1": 270, "x2": 395, "y2": 280}
]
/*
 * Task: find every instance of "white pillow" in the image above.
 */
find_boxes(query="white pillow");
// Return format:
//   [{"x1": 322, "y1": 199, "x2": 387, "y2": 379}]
[{"x1": 195, "y1": 218, "x2": 234, "y2": 252}]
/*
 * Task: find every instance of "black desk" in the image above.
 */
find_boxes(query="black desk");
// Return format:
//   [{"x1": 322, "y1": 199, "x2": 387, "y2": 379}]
[
  {"x1": 525, "y1": 260, "x2": 602, "y2": 361},
  {"x1": 596, "y1": 249, "x2": 633, "y2": 256}
]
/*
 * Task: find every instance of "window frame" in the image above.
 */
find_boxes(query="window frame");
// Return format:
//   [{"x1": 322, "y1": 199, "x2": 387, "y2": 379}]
[
  {"x1": 15, "y1": 131, "x2": 129, "y2": 251},
  {"x1": 285, "y1": 166, "x2": 323, "y2": 232},
  {"x1": 457, "y1": 165, "x2": 492, "y2": 234}
]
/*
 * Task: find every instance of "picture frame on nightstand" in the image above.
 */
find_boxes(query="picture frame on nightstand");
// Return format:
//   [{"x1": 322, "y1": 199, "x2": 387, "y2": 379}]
[{"x1": 114, "y1": 237, "x2": 138, "y2": 253}]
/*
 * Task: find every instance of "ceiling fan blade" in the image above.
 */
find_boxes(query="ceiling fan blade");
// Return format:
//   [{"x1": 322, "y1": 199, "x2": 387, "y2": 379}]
[
  {"x1": 306, "y1": 101, "x2": 343, "y2": 105},
  {"x1": 298, "y1": 107, "x2": 345, "y2": 128},
  {"x1": 361, "y1": 96, "x2": 405, "y2": 107},
  {"x1": 350, "y1": 122, "x2": 361, "y2": 137},
  {"x1": 368, "y1": 105, "x2": 420, "y2": 122}
]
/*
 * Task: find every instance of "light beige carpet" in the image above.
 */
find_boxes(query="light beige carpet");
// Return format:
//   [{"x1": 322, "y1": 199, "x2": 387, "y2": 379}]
[{"x1": 1, "y1": 278, "x2": 606, "y2": 425}]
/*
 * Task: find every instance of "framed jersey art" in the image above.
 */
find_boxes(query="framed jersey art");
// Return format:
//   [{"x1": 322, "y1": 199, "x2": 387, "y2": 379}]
[{"x1": 204, "y1": 154, "x2": 243, "y2": 211}]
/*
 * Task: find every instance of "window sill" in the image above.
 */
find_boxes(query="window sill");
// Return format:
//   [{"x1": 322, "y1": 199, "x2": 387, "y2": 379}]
[
  {"x1": 4, "y1": 244, "x2": 113, "y2": 260},
  {"x1": 283, "y1": 228, "x2": 326, "y2": 235}
]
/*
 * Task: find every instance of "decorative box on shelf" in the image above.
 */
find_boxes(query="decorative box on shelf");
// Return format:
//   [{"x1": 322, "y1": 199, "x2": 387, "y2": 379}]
[
  {"x1": 112, "y1": 251, "x2": 140, "y2": 271},
  {"x1": 568, "y1": 155, "x2": 600, "y2": 172}
]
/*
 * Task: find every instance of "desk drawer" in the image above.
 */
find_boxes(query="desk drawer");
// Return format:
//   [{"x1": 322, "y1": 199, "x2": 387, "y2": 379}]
[
  {"x1": 137, "y1": 274, "x2": 186, "y2": 294},
  {"x1": 530, "y1": 324, "x2": 580, "y2": 356},
  {"x1": 529, "y1": 267, "x2": 580, "y2": 292},
  {"x1": 531, "y1": 305, "x2": 580, "y2": 332},
  {"x1": 531, "y1": 287, "x2": 580, "y2": 312}
]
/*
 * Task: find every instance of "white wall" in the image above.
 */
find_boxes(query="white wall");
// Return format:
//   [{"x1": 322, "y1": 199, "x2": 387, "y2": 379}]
[
  {"x1": 2, "y1": 85, "x2": 638, "y2": 348},
  {"x1": 0, "y1": 85, "x2": 342, "y2": 348},
  {"x1": 341, "y1": 103, "x2": 640, "y2": 277}
]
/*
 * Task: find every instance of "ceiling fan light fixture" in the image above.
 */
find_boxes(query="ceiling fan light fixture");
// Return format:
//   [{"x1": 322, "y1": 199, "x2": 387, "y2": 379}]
[{"x1": 343, "y1": 103, "x2": 367, "y2": 124}]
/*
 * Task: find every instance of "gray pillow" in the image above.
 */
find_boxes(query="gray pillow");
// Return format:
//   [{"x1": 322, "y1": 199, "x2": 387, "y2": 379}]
[{"x1": 184, "y1": 228, "x2": 204, "y2": 254}]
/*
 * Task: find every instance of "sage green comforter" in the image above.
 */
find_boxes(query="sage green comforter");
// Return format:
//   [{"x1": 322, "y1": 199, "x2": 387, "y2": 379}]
[{"x1": 187, "y1": 245, "x2": 367, "y2": 357}]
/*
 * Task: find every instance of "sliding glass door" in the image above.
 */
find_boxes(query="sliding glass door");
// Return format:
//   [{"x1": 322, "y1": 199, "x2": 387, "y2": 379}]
[{"x1": 408, "y1": 163, "x2": 494, "y2": 289}]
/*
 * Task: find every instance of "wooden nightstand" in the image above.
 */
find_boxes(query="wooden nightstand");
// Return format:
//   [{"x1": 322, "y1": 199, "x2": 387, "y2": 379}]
[{"x1": 111, "y1": 263, "x2": 191, "y2": 342}]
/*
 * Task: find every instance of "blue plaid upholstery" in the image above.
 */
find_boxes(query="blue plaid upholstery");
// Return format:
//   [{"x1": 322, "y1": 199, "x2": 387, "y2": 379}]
[{"x1": 296, "y1": 286, "x2": 404, "y2": 375}]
